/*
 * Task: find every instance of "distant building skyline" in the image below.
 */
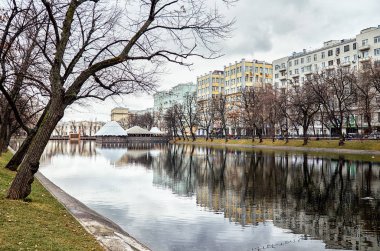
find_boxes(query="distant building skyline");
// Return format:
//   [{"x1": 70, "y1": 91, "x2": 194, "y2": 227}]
[{"x1": 63, "y1": 0, "x2": 380, "y2": 121}]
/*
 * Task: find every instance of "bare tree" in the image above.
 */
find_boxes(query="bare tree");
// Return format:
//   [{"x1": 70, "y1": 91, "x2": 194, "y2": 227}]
[
  {"x1": 307, "y1": 67, "x2": 357, "y2": 145},
  {"x1": 214, "y1": 94, "x2": 228, "y2": 142},
  {"x1": 129, "y1": 112, "x2": 154, "y2": 129},
  {"x1": 288, "y1": 83, "x2": 320, "y2": 145},
  {"x1": 357, "y1": 61, "x2": 380, "y2": 134},
  {"x1": 182, "y1": 92, "x2": 198, "y2": 141},
  {"x1": 197, "y1": 98, "x2": 216, "y2": 141},
  {"x1": 7, "y1": 0, "x2": 233, "y2": 199},
  {"x1": 164, "y1": 106, "x2": 179, "y2": 139},
  {"x1": 240, "y1": 87, "x2": 266, "y2": 142}
]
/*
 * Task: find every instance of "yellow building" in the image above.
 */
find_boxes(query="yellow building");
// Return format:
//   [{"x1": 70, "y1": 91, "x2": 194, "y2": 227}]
[
  {"x1": 196, "y1": 70, "x2": 224, "y2": 102},
  {"x1": 111, "y1": 107, "x2": 130, "y2": 122},
  {"x1": 224, "y1": 58, "x2": 273, "y2": 98}
]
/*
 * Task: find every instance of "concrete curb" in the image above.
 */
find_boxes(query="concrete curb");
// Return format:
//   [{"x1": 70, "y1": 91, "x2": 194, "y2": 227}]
[
  {"x1": 35, "y1": 173, "x2": 151, "y2": 251},
  {"x1": 174, "y1": 141, "x2": 380, "y2": 156},
  {"x1": 7, "y1": 146, "x2": 151, "y2": 251}
]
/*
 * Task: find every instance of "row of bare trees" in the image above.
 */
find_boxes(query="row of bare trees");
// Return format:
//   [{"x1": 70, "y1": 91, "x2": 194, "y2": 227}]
[
  {"x1": 0, "y1": 0, "x2": 234, "y2": 200},
  {"x1": 164, "y1": 63, "x2": 380, "y2": 145}
]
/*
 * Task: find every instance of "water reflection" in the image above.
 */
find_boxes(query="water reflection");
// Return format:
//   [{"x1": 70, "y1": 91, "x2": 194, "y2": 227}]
[{"x1": 40, "y1": 141, "x2": 380, "y2": 251}]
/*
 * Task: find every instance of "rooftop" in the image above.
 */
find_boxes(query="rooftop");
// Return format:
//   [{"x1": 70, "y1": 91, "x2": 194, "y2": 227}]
[{"x1": 95, "y1": 121, "x2": 128, "y2": 137}]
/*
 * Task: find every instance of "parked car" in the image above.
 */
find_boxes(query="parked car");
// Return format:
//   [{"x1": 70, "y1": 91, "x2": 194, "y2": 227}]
[{"x1": 368, "y1": 132, "x2": 380, "y2": 139}]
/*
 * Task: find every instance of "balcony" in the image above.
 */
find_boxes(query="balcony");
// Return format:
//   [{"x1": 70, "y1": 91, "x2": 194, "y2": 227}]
[
  {"x1": 279, "y1": 75, "x2": 287, "y2": 80},
  {"x1": 340, "y1": 61, "x2": 351, "y2": 67},
  {"x1": 359, "y1": 44, "x2": 370, "y2": 51},
  {"x1": 279, "y1": 67, "x2": 286, "y2": 72},
  {"x1": 359, "y1": 57, "x2": 371, "y2": 62}
]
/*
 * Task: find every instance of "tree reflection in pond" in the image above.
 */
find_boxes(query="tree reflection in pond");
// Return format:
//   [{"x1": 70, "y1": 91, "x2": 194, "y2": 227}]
[{"x1": 151, "y1": 144, "x2": 380, "y2": 250}]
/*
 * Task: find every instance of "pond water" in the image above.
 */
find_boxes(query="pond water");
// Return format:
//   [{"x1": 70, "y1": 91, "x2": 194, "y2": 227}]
[{"x1": 38, "y1": 141, "x2": 380, "y2": 251}]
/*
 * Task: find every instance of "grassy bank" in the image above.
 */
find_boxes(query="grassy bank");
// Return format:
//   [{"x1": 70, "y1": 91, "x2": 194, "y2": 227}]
[
  {"x1": 175, "y1": 138, "x2": 380, "y2": 150},
  {"x1": 0, "y1": 151, "x2": 103, "y2": 251},
  {"x1": 173, "y1": 138, "x2": 380, "y2": 162}
]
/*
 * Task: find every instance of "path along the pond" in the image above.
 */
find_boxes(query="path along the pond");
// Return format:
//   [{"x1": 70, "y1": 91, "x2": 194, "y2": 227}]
[{"x1": 8, "y1": 147, "x2": 151, "y2": 251}]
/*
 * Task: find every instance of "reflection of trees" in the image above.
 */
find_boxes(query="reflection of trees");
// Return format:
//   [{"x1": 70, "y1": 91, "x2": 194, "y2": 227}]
[
  {"x1": 41, "y1": 140, "x2": 97, "y2": 162},
  {"x1": 152, "y1": 145, "x2": 380, "y2": 250},
  {"x1": 43, "y1": 141, "x2": 380, "y2": 250}
]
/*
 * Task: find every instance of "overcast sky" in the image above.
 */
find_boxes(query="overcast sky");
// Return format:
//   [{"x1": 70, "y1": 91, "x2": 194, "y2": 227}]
[{"x1": 63, "y1": 0, "x2": 380, "y2": 122}]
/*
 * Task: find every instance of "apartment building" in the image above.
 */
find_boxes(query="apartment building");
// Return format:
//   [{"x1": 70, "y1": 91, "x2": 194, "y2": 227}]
[
  {"x1": 224, "y1": 58, "x2": 273, "y2": 97},
  {"x1": 196, "y1": 70, "x2": 224, "y2": 102},
  {"x1": 273, "y1": 25, "x2": 380, "y2": 90},
  {"x1": 273, "y1": 25, "x2": 380, "y2": 135},
  {"x1": 153, "y1": 82, "x2": 196, "y2": 112}
]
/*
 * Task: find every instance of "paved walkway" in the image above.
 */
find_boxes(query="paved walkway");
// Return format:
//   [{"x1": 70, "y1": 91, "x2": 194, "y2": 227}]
[
  {"x1": 174, "y1": 141, "x2": 380, "y2": 156},
  {"x1": 7, "y1": 147, "x2": 151, "y2": 251}
]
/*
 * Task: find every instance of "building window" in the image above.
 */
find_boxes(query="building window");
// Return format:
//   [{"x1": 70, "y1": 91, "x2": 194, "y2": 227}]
[
  {"x1": 295, "y1": 59, "x2": 299, "y2": 65},
  {"x1": 375, "y1": 36, "x2": 380, "y2": 43},
  {"x1": 314, "y1": 54, "x2": 317, "y2": 61},
  {"x1": 295, "y1": 69, "x2": 299, "y2": 74},
  {"x1": 281, "y1": 63, "x2": 285, "y2": 68},
  {"x1": 375, "y1": 48, "x2": 380, "y2": 56},
  {"x1": 288, "y1": 61, "x2": 292, "y2": 67},
  {"x1": 344, "y1": 56, "x2": 350, "y2": 63},
  {"x1": 322, "y1": 62, "x2": 326, "y2": 68},
  {"x1": 328, "y1": 50, "x2": 333, "y2": 57},
  {"x1": 301, "y1": 58, "x2": 304, "y2": 64},
  {"x1": 321, "y1": 52, "x2": 325, "y2": 59},
  {"x1": 289, "y1": 70, "x2": 292, "y2": 75},
  {"x1": 353, "y1": 43, "x2": 357, "y2": 50},
  {"x1": 328, "y1": 60, "x2": 333, "y2": 66},
  {"x1": 336, "y1": 47, "x2": 340, "y2": 55},
  {"x1": 307, "y1": 56, "x2": 311, "y2": 63},
  {"x1": 275, "y1": 74, "x2": 279, "y2": 78},
  {"x1": 362, "y1": 39, "x2": 368, "y2": 46},
  {"x1": 363, "y1": 51, "x2": 369, "y2": 58},
  {"x1": 337, "y1": 58, "x2": 340, "y2": 65},
  {"x1": 344, "y1": 45, "x2": 350, "y2": 52}
]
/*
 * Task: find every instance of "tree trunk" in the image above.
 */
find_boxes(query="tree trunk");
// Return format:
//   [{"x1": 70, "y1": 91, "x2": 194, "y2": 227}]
[
  {"x1": 5, "y1": 132, "x2": 35, "y2": 171},
  {"x1": 7, "y1": 104, "x2": 64, "y2": 200},
  {"x1": 0, "y1": 108, "x2": 12, "y2": 153},
  {"x1": 303, "y1": 125, "x2": 309, "y2": 145}
]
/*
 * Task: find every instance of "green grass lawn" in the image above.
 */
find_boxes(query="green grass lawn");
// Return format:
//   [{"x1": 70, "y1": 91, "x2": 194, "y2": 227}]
[
  {"x1": 176, "y1": 138, "x2": 380, "y2": 150},
  {"x1": 0, "y1": 151, "x2": 103, "y2": 251},
  {"x1": 174, "y1": 138, "x2": 380, "y2": 162}
]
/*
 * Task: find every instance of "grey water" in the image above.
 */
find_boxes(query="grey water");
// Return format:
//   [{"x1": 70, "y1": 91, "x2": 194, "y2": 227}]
[{"x1": 38, "y1": 141, "x2": 380, "y2": 251}]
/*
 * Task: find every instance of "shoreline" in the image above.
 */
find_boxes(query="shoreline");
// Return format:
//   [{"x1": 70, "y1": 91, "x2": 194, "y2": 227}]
[
  {"x1": 173, "y1": 140, "x2": 380, "y2": 156},
  {"x1": 7, "y1": 146, "x2": 150, "y2": 251}
]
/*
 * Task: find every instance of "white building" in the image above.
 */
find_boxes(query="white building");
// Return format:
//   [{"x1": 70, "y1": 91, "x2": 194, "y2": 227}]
[
  {"x1": 153, "y1": 82, "x2": 196, "y2": 113},
  {"x1": 52, "y1": 121, "x2": 104, "y2": 137},
  {"x1": 273, "y1": 25, "x2": 380, "y2": 90},
  {"x1": 272, "y1": 25, "x2": 380, "y2": 135}
]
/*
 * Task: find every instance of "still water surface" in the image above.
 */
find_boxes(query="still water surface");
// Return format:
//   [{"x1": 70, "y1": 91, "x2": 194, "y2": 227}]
[{"x1": 38, "y1": 141, "x2": 380, "y2": 251}]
